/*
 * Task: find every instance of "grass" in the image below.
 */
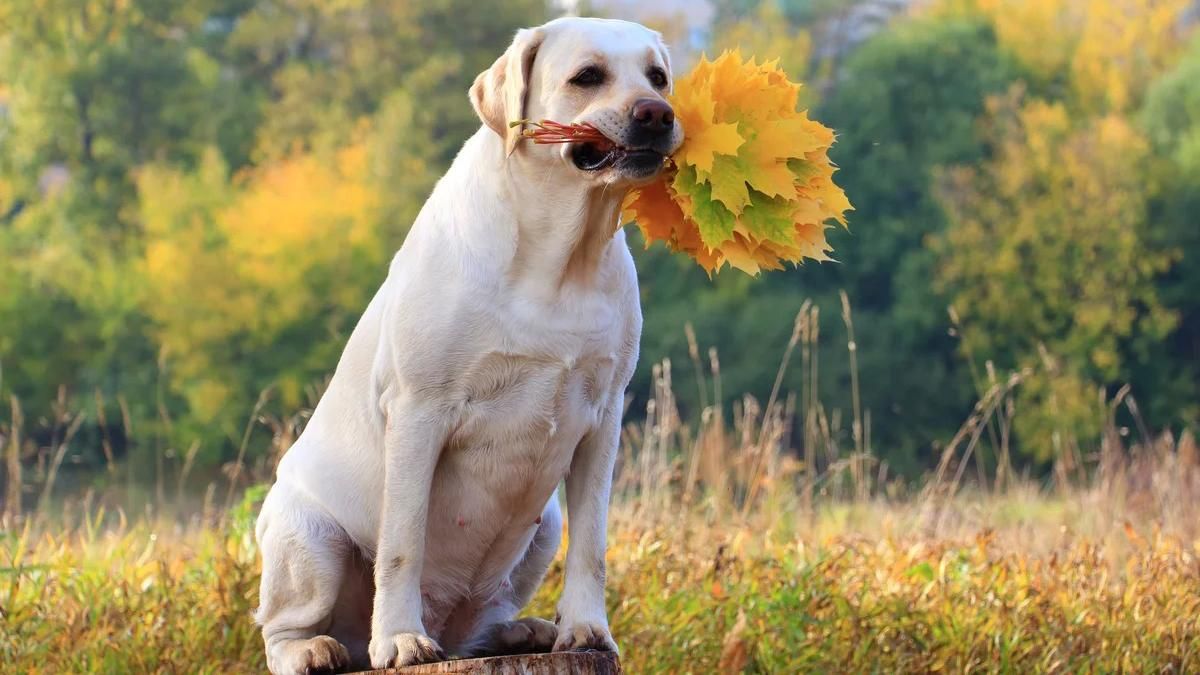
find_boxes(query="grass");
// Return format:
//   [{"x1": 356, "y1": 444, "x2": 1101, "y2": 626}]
[
  {"x1": 3, "y1": 307, "x2": 1200, "y2": 673},
  {"x1": 2, "y1": 512, "x2": 261, "y2": 673},
  {"x1": 4, "y1": 488, "x2": 1200, "y2": 673}
]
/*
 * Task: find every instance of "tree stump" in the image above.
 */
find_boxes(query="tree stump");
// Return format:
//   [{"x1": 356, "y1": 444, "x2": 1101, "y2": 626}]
[{"x1": 353, "y1": 651, "x2": 620, "y2": 675}]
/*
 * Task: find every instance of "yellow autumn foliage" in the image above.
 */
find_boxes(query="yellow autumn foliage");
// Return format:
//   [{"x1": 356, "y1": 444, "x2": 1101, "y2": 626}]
[
  {"x1": 140, "y1": 143, "x2": 382, "y2": 422},
  {"x1": 933, "y1": 90, "x2": 1177, "y2": 456},
  {"x1": 224, "y1": 143, "x2": 379, "y2": 334},
  {"x1": 927, "y1": 0, "x2": 1194, "y2": 112}
]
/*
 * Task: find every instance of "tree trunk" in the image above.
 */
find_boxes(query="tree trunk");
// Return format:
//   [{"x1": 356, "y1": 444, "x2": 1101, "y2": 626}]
[{"x1": 354, "y1": 652, "x2": 621, "y2": 675}]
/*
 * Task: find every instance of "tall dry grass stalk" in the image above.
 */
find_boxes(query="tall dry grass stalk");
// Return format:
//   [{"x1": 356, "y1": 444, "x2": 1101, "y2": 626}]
[
  {"x1": 5, "y1": 394, "x2": 22, "y2": 523},
  {"x1": 34, "y1": 386, "x2": 86, "y2": 522},
  {"x1": 616, "y1": 301, "x2": 872, "y2": 530},
  {"x1": 223, "y1": 386, "x2": 273, "y2": 513},
  {"x1": 840, "y1": 291, "x2": 869, "y2": 502},
  {"x1": 93, "y1": 389, "x2": 117, "y2": 474},
  {"x1": 610, "y1": 296, "x2": 1199, "y2": 555}
]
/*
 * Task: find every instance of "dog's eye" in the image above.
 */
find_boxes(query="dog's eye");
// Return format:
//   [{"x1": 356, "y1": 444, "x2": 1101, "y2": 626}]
[
  {"x1": 569, "y1": 66, "x2": 606, "y2": 87},
  {"x1": 647, "y1": 67, "x2": 668, "y2": 90}
]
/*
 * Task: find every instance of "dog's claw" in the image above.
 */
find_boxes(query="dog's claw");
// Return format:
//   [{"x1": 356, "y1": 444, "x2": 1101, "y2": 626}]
[
  {"x1": 271, "y1": 635, "x2": 350, "y2": 675},
  {"x1": 552, "y1": 621, "x2": 619, "y2": 654},
  {"x1": 369, "y1": 631, "x2": 446, "y2": 669}
]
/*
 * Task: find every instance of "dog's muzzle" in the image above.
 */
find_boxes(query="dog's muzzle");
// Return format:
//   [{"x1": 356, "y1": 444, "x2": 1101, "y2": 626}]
[{"x1": 571, "y1": 99, "x2": 678, "y2": 177}]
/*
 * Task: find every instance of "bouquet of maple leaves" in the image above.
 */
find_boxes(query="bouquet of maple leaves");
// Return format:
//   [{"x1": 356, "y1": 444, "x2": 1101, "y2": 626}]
[{"x1": 522, "y1": 50, "x2": 852, "y2": 275}]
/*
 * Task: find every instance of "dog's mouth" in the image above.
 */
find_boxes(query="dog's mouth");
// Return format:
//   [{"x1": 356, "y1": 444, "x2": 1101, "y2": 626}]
[{"x1": 571, "y1": 138, "x2": 666, "y2": 175}]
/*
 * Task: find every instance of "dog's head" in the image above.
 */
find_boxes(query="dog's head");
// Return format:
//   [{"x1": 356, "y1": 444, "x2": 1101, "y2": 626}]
[{"x1": 471, "y1": 17, "x2": 683, "y2": 185}]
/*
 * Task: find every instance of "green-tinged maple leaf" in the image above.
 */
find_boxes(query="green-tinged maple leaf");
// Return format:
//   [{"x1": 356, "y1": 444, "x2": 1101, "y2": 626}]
[
  {"x1": 705, "y1": 155, "x2": 753, "y2": 214},
  {"x1": 739, "y1": 193, "x2": 798, "y2": 245},
  {"x1": 675, "y1": 168, "x2": 737, "y2": 248}
]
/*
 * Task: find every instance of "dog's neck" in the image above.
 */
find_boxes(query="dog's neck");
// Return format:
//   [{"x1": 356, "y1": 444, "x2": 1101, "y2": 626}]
[{"x1": 484, "y1": 131, "x2": 629, "y2": 295}]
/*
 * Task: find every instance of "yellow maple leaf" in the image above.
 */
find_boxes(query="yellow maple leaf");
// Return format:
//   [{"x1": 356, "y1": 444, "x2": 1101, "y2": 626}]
[
  {"x1": 672, "y1": 75, "x2": 745, "y2": 174},
  {"x1": 683, "y1": 122, "x2": 744, "y2": 175}
]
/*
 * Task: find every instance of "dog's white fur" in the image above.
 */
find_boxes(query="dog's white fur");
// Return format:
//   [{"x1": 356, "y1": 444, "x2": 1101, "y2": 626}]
[{"x1": 254, "y1": 17, "x2": 682, "y2": 673}]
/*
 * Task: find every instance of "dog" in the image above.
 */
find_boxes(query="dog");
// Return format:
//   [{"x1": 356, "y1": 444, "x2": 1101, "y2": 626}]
[{"x1": 254, "y1": 17, "x2": 682, "y2": 673}]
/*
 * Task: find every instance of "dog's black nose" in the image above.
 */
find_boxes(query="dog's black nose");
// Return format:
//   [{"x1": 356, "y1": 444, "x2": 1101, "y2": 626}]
[{"x1": 631, "y1": 98, "x2": 675, "y2": 134}]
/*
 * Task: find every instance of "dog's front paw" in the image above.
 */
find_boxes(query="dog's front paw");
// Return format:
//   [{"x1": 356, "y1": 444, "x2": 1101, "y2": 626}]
[
  {"x1": 268, "y1": 635, "x2": 351, "y2": 675},
  {"x1": 552, "y1": 620, "x2": 619, "y2": 654},
  {"x1": 369, "y1": 631, "x2": 446, "y2": 668}
]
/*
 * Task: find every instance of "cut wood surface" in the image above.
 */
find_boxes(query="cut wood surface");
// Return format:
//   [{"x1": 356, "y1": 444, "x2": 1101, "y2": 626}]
[{"x1": 353, "y1": 651, "x2": 621, "y2": 675}]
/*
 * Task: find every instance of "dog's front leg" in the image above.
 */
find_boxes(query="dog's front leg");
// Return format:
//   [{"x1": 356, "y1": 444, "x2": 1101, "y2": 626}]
[
  {"x1": 554, "y1": 409, "x2": 621, "y2": 654},
  {"x1": 368, "y1": 397, "x2": 449, "y2": 668}
]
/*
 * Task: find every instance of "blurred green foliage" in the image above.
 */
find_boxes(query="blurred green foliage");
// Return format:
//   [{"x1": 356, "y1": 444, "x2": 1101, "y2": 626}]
[{"x1": 0, "y1": 0, "x2": 1197, "y2": 485}]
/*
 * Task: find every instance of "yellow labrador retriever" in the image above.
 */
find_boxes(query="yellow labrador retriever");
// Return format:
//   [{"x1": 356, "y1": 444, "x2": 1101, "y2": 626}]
[{"x1": 254, "y1": 17, "x2": 682, "y2": 673}]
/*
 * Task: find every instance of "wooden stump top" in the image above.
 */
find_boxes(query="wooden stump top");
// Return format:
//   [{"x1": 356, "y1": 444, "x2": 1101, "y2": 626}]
[{"x1": 354, "y1": 651, "x2": 621, "y2": 675}]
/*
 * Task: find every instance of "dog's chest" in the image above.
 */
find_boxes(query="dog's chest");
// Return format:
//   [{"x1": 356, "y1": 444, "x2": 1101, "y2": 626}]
[{"x1": 449, "y1": 349, "x2": 616, "y2": 461}]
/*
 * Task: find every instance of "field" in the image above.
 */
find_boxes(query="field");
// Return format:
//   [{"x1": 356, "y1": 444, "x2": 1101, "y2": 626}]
[{"x1": 4, "y1": 343, "x2": 1200, "y2": 674}]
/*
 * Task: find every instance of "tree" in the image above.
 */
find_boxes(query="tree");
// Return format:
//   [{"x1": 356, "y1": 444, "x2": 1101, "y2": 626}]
[
  {"x1": 0, "y1": 0, "x2": 255, "y2": 446},
  {"x1": 806, "y1": 17, "x2": 1021, "y2": 467},
  {"x1": 932, "y1": 90, "x2": 1176, "y2": 458},
  {"x1": 137, "y1": 142, "x2": 384, "y2": 453},
  {"x1": 711, "y1": 1, "x2": 814, "y2": 104},
  {"x1": 1137, "y1": 36, "x2": 1200, "y2": 427},
  {"x1": 929, "y1": 0, "x2": 1194, "y2": 114},
  {"x1": 227, "y1": 0, "x2": 547, "y2": 165},
  {"x1": 0, "y1": 0, "x2": 547, "y2": 475},
  {"x1": 125, "y1": 0, "x2": 548, "y2": 459}
]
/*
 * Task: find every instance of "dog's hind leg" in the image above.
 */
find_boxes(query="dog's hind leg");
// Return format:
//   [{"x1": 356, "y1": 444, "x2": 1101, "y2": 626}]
[
  {"x1": 462, "y1": 496, "x2": 563, "y2": 657},
  {"x1": 509, "y1": 496, "x2": 563, "y2": 609},
  {"x1": 256, "y1": 483, "x2": 355, "y2": 675}
]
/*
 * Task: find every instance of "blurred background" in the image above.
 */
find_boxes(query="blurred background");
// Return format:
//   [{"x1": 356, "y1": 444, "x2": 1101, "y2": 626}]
[{"x1": 0, "y1": 0, "x2": 1197, "y2": 512}]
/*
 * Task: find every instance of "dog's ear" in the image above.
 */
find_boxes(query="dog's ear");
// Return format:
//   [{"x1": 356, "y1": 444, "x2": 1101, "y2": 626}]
[{"x1": 470, "y1": 28, "x2": 544, "y2": 157}]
